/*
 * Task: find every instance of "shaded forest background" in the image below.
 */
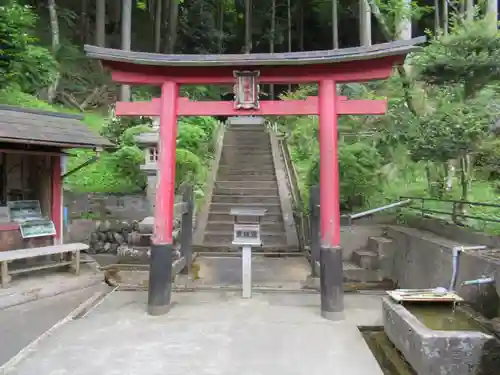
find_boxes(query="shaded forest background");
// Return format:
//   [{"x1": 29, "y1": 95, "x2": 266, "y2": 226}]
[{"x1": 2, "y1": 0, "x2": 500, "y2": 232}]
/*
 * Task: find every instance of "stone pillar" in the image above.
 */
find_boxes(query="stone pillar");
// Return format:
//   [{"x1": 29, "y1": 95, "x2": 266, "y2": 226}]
[{"x1": 146, "y1": 174, "x2": 157, "y2": 211}]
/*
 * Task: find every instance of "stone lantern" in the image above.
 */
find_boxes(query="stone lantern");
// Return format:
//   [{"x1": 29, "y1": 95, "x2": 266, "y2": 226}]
[{"x1": 134, "y1": 117, "x2": 160, "y2": 211}]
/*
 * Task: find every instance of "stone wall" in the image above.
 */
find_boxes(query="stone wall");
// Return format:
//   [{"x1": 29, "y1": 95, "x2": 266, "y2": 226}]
[
  {"x1": 64, "y1": 191, "x2": 151, "y2": 222},
  {"x1": 385, "y1": 225, "x2": 500, "y2": 319},
  {"x1": 406, "y1": 216, "x2": 500, "y2": 249}
]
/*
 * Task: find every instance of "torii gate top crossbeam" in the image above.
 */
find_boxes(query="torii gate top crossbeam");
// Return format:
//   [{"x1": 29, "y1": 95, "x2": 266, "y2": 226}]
[
  {"x1": 85, "y1": 37, "x2": 425, "y2": 67},
  {"x1": 84, "y1": 37, "x2": 425, "y2": 85}
]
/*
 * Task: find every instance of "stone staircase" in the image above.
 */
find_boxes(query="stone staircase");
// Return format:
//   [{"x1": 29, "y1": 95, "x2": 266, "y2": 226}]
[
  {"x1": 343, "y1": 235, "x2": 394, "y2": 283},
  {"x1": 201, "y1": 117, "x2": 289, "y2": 252}
]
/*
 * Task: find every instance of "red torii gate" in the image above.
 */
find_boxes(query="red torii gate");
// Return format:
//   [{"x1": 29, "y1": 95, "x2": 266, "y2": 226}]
[{"x1": 85, "y1": 37, "x2": 424, "y2": 318}]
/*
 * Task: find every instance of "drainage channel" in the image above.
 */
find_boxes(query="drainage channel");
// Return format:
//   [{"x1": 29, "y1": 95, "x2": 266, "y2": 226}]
[{"x1": 360, "y1": 327, "x2": 416, "y2": 375}]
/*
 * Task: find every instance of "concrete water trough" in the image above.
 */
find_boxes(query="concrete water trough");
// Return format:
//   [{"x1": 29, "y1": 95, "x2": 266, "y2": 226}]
[{"x1": 382, "y1": 297, "x2": 500, "y2": 375}]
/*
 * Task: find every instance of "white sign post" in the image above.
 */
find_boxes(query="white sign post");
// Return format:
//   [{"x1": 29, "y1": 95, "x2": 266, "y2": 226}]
[
  {"x1": 230, "y1": 208, "x2": 267, "y2": 299},
  {"x1": 242, "y1": 245, "x2": 252, "y2": 298}
]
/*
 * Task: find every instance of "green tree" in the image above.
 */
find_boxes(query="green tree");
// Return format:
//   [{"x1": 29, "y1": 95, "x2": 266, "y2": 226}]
[{"x1": 0, "y1": 1, "x2": 57, "y2": 91}]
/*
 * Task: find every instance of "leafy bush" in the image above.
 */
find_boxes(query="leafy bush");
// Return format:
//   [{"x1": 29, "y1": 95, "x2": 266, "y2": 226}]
[
  {"x1": 307, "y1": 142, "x2": 383, "y2": 211},
  {"x1": 177, "y1": 123, "x2": 208, "y2": 155},
  {"x1": 176, "y1": 148, "x2": 202, "y2": 188}
]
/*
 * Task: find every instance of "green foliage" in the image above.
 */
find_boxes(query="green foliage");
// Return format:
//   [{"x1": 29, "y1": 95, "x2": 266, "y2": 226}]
[
  {"x1": 0, "y1": 85, "x2": 54, "y2": 109},
  {"x1": 177, "y1": 121, "x2": 212, "y2": 155},
  {"x1": 121, "y1": 125, "x2": 153, "y2": 146},
  {"x1": 0, "y1": 1, "x2": 57, "y2": 91},
  {"x1": 176, "y1": 148, "x2": 202, "y2": 188},
  {"x1": 408, "y1": 92, "x2": 495, "y2": 163},
  {"x1": 307, "y1": 142, "x2": 383, "y2": 210},
  {"x1": 100, "y1": 116, "x2": 152, "y2": 145},
  {"x1": 65, "y1": 149, "x2": 144, "y2": 193},
  {"x1": 415, "y1": 19, "x2": 500, "y2": 97}
]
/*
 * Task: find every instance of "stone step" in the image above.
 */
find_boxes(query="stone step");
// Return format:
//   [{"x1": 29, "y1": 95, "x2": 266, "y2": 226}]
[
  {"x1": 212, "y1": 195, "x2": 280, "y2": 204},
  {"x1": 352, "y1": 249, "x2": 379, "y2": 270},
  {"x1": 208, "y1": 211, "x2": 283, "y2": 223},
  {"x1": 342, "y1": 261, "x2": 383, "y2": 283},
  {"x1": 218, "y1": 163, "x2": 274, "y2": 170},
  {"x1": 367, "y1": 236, "x2": 394, "y2": 254},
  {"x1": 218, "y1": 164, "x2": 274, "y2": 171},
  {"x1": 219, "y1": 157, "x2": 273, "y2": 165},
  {"x1": 217, "y1": 165, "x2": 275, "y2": 176},
  {"x1": 214, "y1": 187, "x2": 279, "y2": 196},
  {"x1": 194, "y1": 244, "x2": 299, "y2": 253},
  {"x1": 217, "y1": 167, "x2": 275, "y2": 174},
  {"x1": 210, "y1": 203, "x2": 282, "y2": 214},
  {"x1": 216, "y1": 173, "x2": 276, "y2": 180},
  {"x1": 224, "y1": 139, "x2": 268, "y2": 144},
  {"x1": 220, "y1": 152, "x2": 272, "y2": 159},
  {"x1": 228, "y1": 124, "x2": 266, "y2": 129},
  {"x1": 222, "y1": 148, "x2": 271, "y2": 152},
  {"x1": 205, "y1": 221, "x2": 284, "y2": 233},
  {"x1": 215, "y1": 181, "x2": 278, "y2": 189},
  {"x1": 216, "y1": 175, "x2": 276, "y2": 182},
  {"x1": 224, "y1": 142, "x2": 269, "y2": 147},
  {"x1": 204, "y1": 231, "x2": 287, "y2": 246},
  {"x1": 224, "y1": 136, "x2": 269, "y2": 141}
]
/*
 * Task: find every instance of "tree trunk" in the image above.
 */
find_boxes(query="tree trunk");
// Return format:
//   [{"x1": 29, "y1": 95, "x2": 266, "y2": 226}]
[
  {"x1": 96, "y1": 0, "x2": 106, "y2": 47},
  {"x1": 487, "y1": 0, "x2": 498, "y2": 31},
  {"x1": 434, "y1": 0, "x2": 440, "y2": 33},
  {"x1": 47, "y1": 0, "x2": 60, "y2": 104},
  {"x1": 154, "y1": 0, "x2": 162, "y2": 52},
  {"x1": 359, "y1": 0, "x2": 371, "y2": 46},
  {"x1": 270, "y1": 0, "x2": 276, "y2": 99},
  {"x1": 287, "y1": 0, "x2": 292, "y2": 91},
  {"x1": 166, "y1": 0, "x2": 179, "y2": 53},
  {"x1": 298, "y1": 0, "x2": 304, "y2": 51},
  {"x1": 445, "y1": 160, "x2": 454, "y2": 191},
  {"x1": 466, "y1": 0, "x2": 474, "y2": 22},
  {"x1": 458, "y1": 155, "x2": 472, "y2": 216},
  {"x1": 218, "y1": 1, "x2": 224, "y2": 53},
  {"x1": 244, "y1": 0, "x2": 252, "y2": 53},
  {"x1": 398, "y1": 0, "x2": 412, "y2": 40},
  {"x1": 108, "y1": 0, "x2": 121, "y2": 47},
  {"x1": 332, "y1": 0, "x2": 339, "y2": 48},
  {"x1": 80, "y1": 0, "x2": 89, "y2": 44},
  {"x1": 442, "y1": 0, "x2": 448, "y2": 34},
  {"x1": 120, "y1": 0, "x2": 132, "y2": 101},
  {"x1": 368, "y1": 0, "x2": 418, "y2": 115}
]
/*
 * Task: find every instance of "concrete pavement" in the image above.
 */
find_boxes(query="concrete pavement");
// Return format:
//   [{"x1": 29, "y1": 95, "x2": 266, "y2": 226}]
[
  {"x1": 0, "y1": 285, "x2": 102, "y2": 367},
  {"x1": 3, "y1": 290, "x2": 385, "y2": 375},
  {"x1": 0, "y1": 262, "x2": 101, "y2": 310}
]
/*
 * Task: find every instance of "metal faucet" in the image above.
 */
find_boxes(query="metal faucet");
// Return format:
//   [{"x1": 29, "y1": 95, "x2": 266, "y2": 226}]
[{"x1": 460, "y1": 276, "x2": 495, "y2": 287}]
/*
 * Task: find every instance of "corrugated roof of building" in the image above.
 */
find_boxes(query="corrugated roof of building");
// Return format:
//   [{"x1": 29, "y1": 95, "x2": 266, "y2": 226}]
[{"x1": 0, "y1": 105, "x2": 112, "y2": 149}]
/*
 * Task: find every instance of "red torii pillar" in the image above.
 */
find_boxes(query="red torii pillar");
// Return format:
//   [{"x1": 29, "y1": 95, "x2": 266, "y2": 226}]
[{"x1": 115, "y1": 81, "x2": 388, "y2": 319}]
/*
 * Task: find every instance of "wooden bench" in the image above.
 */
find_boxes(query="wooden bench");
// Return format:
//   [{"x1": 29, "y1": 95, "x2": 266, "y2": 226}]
[{"x1": 0, "y1": 243, "x2": 88, "y2": 287}]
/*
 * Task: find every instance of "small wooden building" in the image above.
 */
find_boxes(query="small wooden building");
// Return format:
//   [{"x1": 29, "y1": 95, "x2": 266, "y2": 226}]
[{"x1": 0, "y1": 105, "x2": 111, "y2": 252}]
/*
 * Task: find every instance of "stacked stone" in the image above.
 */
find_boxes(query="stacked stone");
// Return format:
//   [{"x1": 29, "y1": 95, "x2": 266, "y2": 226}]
[
  {"x1": 88, "y1": 219, "x2": 138, "y2": 254},
  {"x1": 87, "y1": 217, "x2": 182, "y2": 257}
]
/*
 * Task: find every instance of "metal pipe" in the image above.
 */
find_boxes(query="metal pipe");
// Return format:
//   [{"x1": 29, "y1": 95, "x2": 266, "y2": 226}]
[
  {"x1": 449, "y1": 247, "x2": 461, "y2": 291},
  {"x1": 461, "y1": 277, "x2": 495, "y2": 286},
  {"x1": 449, "y1": 245, "x2": 487, "y2": 291},
  {"x1": 61, "y1": 155, "x2": 99, "y2": 179},
  {"x1": 348, "y1": 199, "x2": 412, "y2": 220}
]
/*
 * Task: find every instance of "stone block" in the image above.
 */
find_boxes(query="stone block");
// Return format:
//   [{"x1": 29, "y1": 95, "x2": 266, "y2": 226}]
[
  {"x1": 382, "y1": 297, "x2": 499, "y2": 375},
  {"x1": 352, "y1": 250, "x2": 379, "y2": 270}
]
